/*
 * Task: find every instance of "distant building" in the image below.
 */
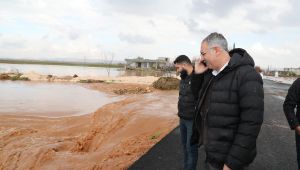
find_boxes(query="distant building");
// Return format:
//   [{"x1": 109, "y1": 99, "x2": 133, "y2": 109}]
[
  {"x1": 284, "y1": 67, "x2": 300, "y2": 75},
  {"x1": 125, "y1": 57, "x2": 170, "y2": 69}
]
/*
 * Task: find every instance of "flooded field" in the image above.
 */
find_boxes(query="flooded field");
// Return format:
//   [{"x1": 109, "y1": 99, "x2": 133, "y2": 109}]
[
  {"x1": 0, "y1": 81, "x2": 179, "y2": 169},
  {"x1": 0, "y1": 81, "x2": 120, "y2": 117}
]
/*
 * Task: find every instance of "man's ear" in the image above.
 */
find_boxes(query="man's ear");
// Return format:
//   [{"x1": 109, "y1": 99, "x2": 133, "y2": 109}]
[{"x1": 214, "y1": 47, "x2": 222, "y2": 55}]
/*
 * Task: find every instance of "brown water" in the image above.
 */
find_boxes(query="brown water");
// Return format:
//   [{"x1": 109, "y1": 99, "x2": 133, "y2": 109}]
[
  {"x1": 0, "y1": 88, "x2": 179, "y2": 170},
  {"x1": 0, "y1": 81, "x2": 120, "y2": 117}
]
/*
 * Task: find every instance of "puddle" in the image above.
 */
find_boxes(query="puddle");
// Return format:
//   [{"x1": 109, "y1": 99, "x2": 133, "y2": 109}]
[{"x1": 0, "y1": 81, "x2": 120, "y2": 117}]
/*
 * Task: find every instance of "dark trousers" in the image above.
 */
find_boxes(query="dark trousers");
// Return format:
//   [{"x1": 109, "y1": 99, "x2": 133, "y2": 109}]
[
  {"x1": 205, "y1": 162, "x2": 247, "y2": 170},
  {"x1": 180, "y1": 118, "x2": 198, "y2": 170},
  {"x1": 205, "y1": 162, "x2": 222, "y2": 170},
  {"x1": 296, "y1": 132, "x2": 300, "y2": 170}
]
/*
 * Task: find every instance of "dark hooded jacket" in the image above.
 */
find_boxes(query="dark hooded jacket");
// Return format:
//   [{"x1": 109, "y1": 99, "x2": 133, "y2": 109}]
[
  {"x1": 283, "y1": 78, "x2": 300, "y2": 129},
  {"x1": 178, "y1": 70, "x2": 202, "y2": 120},
  {"x1": 191, "y1": 48, "x2": 264, "y2": 170}
]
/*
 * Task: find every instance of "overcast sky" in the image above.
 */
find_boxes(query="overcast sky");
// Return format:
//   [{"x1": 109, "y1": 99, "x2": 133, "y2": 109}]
[{"x1": 0, "y1": 0, "x2": 299, "y2": 68}]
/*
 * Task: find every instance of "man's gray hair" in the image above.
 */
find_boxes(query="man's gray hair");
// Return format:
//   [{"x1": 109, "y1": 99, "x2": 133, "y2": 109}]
[{"x1": 202, "y1": 32, "x2": 228, "y2": 52}]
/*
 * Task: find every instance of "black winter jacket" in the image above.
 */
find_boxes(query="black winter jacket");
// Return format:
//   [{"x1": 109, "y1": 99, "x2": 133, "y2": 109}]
[
  {"x1": 178, "y1": 72, "x2": 201, "y2": 120},
  {"x1": 191, "y1": 48, "x2": 264, "y2": 170},
  {"x1": 283, "y1": 78, "x2": 300, "y2": 129}
]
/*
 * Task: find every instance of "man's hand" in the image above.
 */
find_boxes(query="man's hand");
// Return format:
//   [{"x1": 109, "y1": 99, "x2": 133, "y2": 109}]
[
  {"x1": 194, "y1": 57, "x2": 208, "y2": 74},
  {"x1": 296, "y1": 126, "x2": 300, "y2": 135},
  {"x1": 223, "y1": 164, "x2": 231, "y2": 170}
]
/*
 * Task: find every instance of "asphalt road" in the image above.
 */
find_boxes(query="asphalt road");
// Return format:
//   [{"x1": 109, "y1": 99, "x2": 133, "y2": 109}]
[{"x1": 129, "y1": 79, "x2": 298, "y2": 170}]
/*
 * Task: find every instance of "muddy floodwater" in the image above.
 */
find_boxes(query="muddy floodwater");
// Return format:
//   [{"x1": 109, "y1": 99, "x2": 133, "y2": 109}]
[
  {"x1": 0, "y1": 82, "x2": 178, "y2": 169},
  {"x1": 0, "y1": 81, "x2": 120, "y2": 117}
]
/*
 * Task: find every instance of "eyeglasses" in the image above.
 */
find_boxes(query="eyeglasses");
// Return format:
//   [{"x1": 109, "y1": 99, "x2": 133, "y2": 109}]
[
  {"x1": 200, "y1": 51, "x2": 207, "y2": 57},
  {"x1": 200, "y1": 46, "x2": 217, "y2": 57}
]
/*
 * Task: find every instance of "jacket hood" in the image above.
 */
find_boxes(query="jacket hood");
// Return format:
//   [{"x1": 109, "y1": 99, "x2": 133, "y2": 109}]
[{"x1": 228, "y1": 48, "x2": 255, "y2": 69}]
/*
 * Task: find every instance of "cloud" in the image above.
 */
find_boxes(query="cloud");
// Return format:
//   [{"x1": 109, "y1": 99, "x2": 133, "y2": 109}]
[
  {"x1": 148, "y1": 20, "x2": 156, "y2": 27},
  {"x1": 94, "y1": 0, "x2": 189, "y2": 16},
  {"x1": 1, "y1": 41, "x2": 25, "y2": 49},
  {"x1": 0, "y1": 0, "x2": 299, "y2": 68},
  {"x1": 118, "y1": 33, "x2": 155, "y2": 44},
  {"x1": 69, "y1": 32, "x2": 80, "y2": 40},
  {"x1": 277, "y1": 0, "x2": 300, "y2": 27},
  {"x1": 188, "y1": 0, "x2": 298, "y2": 34},
  {"x1": 248, "y1": 41, "x2": 300, "y2": 68},
  {"x1": 181, "y1": 18, "x2": 209, "y2": 35},
  {"x1": 190, "y1": 0, "x2": 251, "y2": 17}
]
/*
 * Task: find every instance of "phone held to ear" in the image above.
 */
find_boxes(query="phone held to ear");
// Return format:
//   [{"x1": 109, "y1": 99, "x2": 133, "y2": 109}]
[{"x1": 201, "y1": 60, "x2": 207, "y2": 67}]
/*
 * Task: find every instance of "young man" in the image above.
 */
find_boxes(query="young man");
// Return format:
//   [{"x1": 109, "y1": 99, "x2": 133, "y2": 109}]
[
  {"x1": 283, "y1": 78, "x2": 300, "y2": 170},
  {"x1": 191, "y1": 32, "x2": 264, "y2": 170},
  {"x1": 174, "y1": 55, "x2": 199, "y2": 170}
]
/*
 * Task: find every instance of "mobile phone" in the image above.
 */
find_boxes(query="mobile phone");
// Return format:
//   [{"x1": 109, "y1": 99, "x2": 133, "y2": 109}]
[{"x1": 201, "y1": 60, "x2": 207, "y2": 67}]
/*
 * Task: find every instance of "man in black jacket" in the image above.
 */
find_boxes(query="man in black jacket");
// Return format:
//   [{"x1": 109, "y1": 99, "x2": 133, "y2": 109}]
[
  {"x1": 174, "y1": 55, "x2": 199, "y2": 170},
  {"x1": 191, "y1": 32, "x2": 264, "y2": 170},
  {"x1": 283, "y1": 78, "x2": 300, "y2": 170}
]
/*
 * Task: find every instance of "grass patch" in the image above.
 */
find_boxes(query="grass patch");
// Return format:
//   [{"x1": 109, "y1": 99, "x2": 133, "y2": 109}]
[
  {"x1": 11, "y1": 76, "x2": 30, "y2": 81},
  {"x1": 78, "y1": 79, "x2": 105, "y2": 83},
  {"x1": 113, "y1": 87, "x2": 152, "y2": 95},
  {"x1": 105, "y1": 80, "x2": 118, "y2": 84},
  {"x1": 149, "y1": 131, "x2": 162, "y2": 140},
  {"x1": 0, "y1": 73, "x2": 30, "y2": 81}
]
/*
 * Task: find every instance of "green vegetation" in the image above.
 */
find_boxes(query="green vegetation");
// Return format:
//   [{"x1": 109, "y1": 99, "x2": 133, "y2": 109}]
[
  {"x1": 281, "y1": 71, "x2": 298, "y2": 77},
  {"x1": 11, "y1": 75, "x2": 30, "y2": 81},
  {"x1": 0, "y1": 73, "x2": 30, "y2": 81},
  {"x1": 149, "y1": 131, "x2": 162, "y2": 140},
  {"x1": 0, "y1": 59, "x2": 124, "y2": 68},
  {"x1": 105, "y1": 80, "x2": 118, "y2": 83},
  {"x1": 78, "y1": 79, "x2": 105, "y2": 83}
]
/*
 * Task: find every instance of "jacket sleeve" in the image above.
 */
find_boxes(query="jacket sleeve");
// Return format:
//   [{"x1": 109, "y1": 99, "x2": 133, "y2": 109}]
[
  {"x1": 283, "y1": 78, "x2": 300, "y2": 130},
  {"x1": 225, "y1": 70, "x2": 264, "y2": 170},
  {"x1": 191, "y1": 73, "x2": 204, "y2": 101},
  {"x1": 190, "y1": 72, "x2": 204, "y2": 146}
]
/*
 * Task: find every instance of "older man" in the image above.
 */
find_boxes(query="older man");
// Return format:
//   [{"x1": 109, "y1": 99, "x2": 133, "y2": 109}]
[{"x1": 191, "y1": 32, "x2": 264, "y2": 170}]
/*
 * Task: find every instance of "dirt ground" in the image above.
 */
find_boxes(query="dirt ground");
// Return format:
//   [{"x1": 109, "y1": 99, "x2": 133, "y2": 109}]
[{"x1": 0, "y1": 82, "x2": 179, "y2": 170}]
